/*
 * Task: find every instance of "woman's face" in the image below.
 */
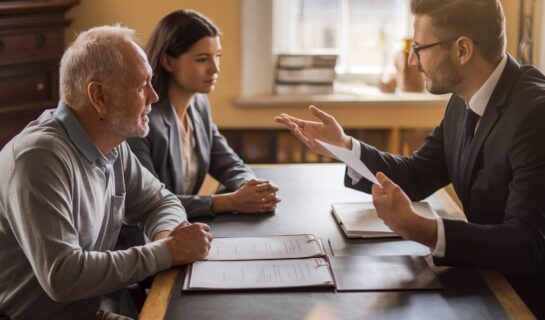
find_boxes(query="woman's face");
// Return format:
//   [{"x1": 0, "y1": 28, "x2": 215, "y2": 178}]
[{"x1": 165, "y1": 36, "x2": 222, "y2": 95}]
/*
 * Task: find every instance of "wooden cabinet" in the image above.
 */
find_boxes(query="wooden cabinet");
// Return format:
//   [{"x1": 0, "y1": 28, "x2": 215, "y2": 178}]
[{"x1": 0, "y1": 0, "x2": 78, "y2": 147}]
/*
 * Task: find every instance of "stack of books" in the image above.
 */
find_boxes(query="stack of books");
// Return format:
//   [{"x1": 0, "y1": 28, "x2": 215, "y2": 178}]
[{"x1": 274, "y1": 54, "x2": 337, "y2": 95}]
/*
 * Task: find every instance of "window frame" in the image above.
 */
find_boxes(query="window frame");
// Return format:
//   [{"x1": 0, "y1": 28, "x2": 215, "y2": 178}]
[{"x1": 241, "y1": 0, "x2": 275, "y2": 96}]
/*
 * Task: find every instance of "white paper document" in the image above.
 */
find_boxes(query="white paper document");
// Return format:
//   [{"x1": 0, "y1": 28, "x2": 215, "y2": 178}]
[
  {"x1": 185, "y1": 258, "x2": 335, "y2": 290},
  {"x1": 207, "y1": 235, "x2": 325, "y2": 261},
  {"x1": 316, "y1": 139, "x2": 379, "y2": 185}
]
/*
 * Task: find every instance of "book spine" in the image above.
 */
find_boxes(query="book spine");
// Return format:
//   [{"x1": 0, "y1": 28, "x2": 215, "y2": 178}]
[
  {"x1": 275, "y1": 83, "x2": 334, "y2": 95},
  {"x1": 277, "y1": 55, "x2": 337, "y2": 68}
]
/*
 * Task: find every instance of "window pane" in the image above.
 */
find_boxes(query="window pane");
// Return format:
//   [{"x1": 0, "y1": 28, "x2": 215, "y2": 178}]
[
  {"x1": 273, "y1": 0, "x2": 411, "y2": 75},
  {"x1": 347, "y1": 0, "x2": 402, "y2": 73},
  {"x1": 274, "y1": 0, "x2": 341, "y2": 53},
  {"x1": 296, "y1": 0, "x2": 342, "y2": 51}
]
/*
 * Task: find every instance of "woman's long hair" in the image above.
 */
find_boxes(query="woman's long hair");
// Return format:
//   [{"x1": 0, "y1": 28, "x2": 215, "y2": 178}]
[{"x1": 146, "y1": 9, "x2": 221, "y2": 101}]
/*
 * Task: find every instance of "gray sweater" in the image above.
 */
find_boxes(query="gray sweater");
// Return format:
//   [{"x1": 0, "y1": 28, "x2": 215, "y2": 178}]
[{"x1": 0, "y1": 103, "x2": 186, "y2": 319}]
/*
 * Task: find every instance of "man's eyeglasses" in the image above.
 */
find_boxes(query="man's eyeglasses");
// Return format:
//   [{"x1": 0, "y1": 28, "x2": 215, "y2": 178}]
[{"x1": 411, "y1": 38, "x2": 460, "y2": 60}]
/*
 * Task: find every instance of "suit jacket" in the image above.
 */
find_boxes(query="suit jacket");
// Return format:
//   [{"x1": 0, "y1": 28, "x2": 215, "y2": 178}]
[
  {"x1": 346, "y1": 55, "x2": 545, "y2": 285},
  {"x1": 127, "y1": 94, "x2": 255, "y2": 219}
]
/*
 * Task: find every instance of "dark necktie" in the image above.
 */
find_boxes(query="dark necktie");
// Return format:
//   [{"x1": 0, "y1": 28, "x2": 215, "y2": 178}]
[{"x1": 460, "y1": 106, "x2": 480, "y2": 176}]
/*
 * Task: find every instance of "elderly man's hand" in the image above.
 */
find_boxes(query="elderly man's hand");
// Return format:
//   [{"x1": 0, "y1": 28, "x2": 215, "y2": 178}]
[{"x1": 163, "y1": 222, "x2": 212, "y2": 265}]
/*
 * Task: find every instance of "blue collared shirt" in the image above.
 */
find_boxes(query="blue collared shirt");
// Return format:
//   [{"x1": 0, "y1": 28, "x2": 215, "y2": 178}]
[{"x1": 53, "y1": 102, "x2": 118, "y2": 179}]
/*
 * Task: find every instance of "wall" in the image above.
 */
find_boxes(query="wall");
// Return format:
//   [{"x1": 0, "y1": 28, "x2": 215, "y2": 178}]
[
  {"x1": 534, "y1": 0, "x2": 543, "y2": 68},
  {"x1": 502, "y1": 0, "x2": 543, "y2": 69},
  {"x1": 65, "y1": 0, "x2": 535, "y2": 129}
]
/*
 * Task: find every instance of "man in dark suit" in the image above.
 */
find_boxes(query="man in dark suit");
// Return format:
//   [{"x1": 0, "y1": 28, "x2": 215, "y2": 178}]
[{"x1": 275, "y1": 0, "x2": 545, "y2": 317}]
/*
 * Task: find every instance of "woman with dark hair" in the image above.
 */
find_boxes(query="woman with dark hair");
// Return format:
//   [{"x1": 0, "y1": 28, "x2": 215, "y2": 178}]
[{"x1": 128, "y1": 9, "x2": 280, "y2": 219}]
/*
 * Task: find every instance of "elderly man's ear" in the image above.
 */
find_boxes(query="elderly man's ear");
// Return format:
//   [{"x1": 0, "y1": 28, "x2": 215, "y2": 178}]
[{"x1": 87, "y1": 80, "x2": 108, "y2": 120}]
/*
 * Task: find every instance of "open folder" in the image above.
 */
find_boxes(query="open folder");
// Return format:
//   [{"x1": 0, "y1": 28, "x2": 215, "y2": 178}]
[
  {"x1": 182, "y1": 235, "x2": 442, "y2": 292},
  {"x1": 182, "y1": 234, "x2": 336, "y2": 291},
  {"x1": 332, "y1": 201, "x2": 438, "y2": 238}
]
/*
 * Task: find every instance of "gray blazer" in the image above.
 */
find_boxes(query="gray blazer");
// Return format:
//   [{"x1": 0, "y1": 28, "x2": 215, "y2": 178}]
[{"x1": 127, "y1": 94, "x2": 255, "y2": 219}]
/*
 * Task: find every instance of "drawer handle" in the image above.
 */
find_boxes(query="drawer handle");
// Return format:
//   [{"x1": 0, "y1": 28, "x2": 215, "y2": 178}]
[
  {"x1": 0, "y1": 39, "x2": 4, "y2": 51},
  {"x1": 35, "y1": 34, "x2": 46, "y2": 49},
  {"x1": 36, "y1": 82, "x2": 45, "y2": 91}
]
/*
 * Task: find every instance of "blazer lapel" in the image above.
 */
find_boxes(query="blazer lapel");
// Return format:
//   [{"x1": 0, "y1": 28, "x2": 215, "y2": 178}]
[
  {"x1": 461, "y1": 55, "x2": 521, "y2": 201},
  {"x1": 188, "y1": 102, "x2": 210, "y2": 194},
  {"x1": 158, "y1": 100, "x2": 185, "y2": 194}
]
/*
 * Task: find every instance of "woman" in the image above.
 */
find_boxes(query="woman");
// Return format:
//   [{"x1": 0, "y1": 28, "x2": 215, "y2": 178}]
[{"x1": 128, "y1": 9, "x2": 280, "y2": 219}]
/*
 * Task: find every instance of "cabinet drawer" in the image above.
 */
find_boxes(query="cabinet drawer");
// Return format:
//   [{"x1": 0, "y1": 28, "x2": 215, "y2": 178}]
[
  {"x1": 0, "y1": 29, "x2": 63, "y2": 62},
  {"x1": 0, "y1": 69, "x2": 54, "y2": 107}
]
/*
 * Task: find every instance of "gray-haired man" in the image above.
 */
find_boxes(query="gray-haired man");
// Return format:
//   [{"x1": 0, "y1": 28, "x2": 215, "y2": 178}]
[{"x1": 0, "y1": 25, "x2": 212, "y2": 319}]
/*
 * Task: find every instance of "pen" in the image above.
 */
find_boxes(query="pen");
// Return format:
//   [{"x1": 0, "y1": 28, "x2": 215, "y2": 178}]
[{"x1": 327, "y1": 238, "x2": 335, "y2": 256}]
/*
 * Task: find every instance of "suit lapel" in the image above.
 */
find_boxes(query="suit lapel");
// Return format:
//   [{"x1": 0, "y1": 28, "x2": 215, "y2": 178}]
[
  {"x1": 460, "y1": 55, "x2": 521, "y2": 201},
  {"x1": 158, "y1": 99, "x2": 185, "y2": 194},
  {"x1": 188, "y1": 100, "x2": 210, "y2": 194}
]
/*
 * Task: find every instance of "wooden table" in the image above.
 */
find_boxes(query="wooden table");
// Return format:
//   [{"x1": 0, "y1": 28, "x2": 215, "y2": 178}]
[{"x1": 141, "y1": 164, "x2": 534, "y2": 320}]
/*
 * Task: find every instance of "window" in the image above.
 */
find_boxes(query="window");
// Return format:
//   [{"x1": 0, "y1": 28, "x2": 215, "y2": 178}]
[
  {"x1": 273, "y1": 0, "x2": 412, "y2": 78},
  {"x1": 240, "y1": 0, "x2": 413, "y2": 96}
]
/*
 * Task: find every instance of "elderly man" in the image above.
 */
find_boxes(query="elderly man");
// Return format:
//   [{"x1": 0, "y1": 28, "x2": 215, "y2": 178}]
[
  {"x1": 0, "y1": 25, "x2": 212, "y2": 319},
  {"x1": 276, "y1": 0, "x2": 545, "y2": 317}
]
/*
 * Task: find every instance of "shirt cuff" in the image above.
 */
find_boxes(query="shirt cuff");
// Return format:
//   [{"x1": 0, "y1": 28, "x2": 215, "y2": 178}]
[
  {"x1": 346, "y1": 137, "x2": 363, "y2": 185},
  {"x1": 432, "y1": 218, "x2": 446, "y2": 257}
]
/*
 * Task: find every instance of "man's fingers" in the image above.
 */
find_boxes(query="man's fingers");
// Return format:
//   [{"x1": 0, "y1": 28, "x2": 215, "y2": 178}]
[
  {"x1": 274, "y1": 115, "x2": 289, "y2": 125},
  {"x1": 290, "y1": 125, "x2": 312, "y2": 145},
  {"x1": 375, "y1": 172, "x2": 396, "y2": 191},
  {"x1": 309, "y1": 105, "x2": 334, "y2": 124},
  {"x1": 172, "y1": 220, "x2": 191, "y2": 231},
  {"x1": 276, "y1": 114, "x2": 314, "y2": 145},
  {"x1": 371, "y1": 182, "x2": 383, "y2": 196},
  {"x1": 205, "y1": 231, "x2": 213, "y2": 243},
  {"x1": 279, "y1": 113, "x2": 310, "y2": 128},
  {"x1": 194, "y1": 222, "x2": 211, "y2": 232}
]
